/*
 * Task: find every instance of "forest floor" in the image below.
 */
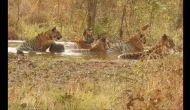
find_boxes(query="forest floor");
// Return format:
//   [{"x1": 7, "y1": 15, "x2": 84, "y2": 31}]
[{"x1": 8, "y1": 52, "x2": 183, "y2": 110}]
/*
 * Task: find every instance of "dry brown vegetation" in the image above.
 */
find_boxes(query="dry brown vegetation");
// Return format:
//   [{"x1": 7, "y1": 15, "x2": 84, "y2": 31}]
[
  {"x1": 8, "y1": 53, "x2": 183, "y2": 110},
  {"x1": 8, "y1": 27, "x2": 19, "y2": 40},
  {"x1": 8, "y1": 0, "x2": 183, "y2": 46},
  {"x1": 8, "y1": 0, "x2": 183, "y2": 109}
]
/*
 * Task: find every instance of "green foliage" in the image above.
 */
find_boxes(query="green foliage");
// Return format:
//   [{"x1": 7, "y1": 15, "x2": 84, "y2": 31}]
[
  {"x1": 94, "y1": 15, "x2": 116, "y2": 36},
  {"x1": 8, "y1": 0, "x2": 183, "y2": 46}
]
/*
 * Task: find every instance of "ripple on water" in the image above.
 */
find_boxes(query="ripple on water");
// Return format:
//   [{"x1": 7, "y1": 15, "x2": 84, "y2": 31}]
[{"x1": 7, "y1": 40, "x2": 135, "y2": 60}]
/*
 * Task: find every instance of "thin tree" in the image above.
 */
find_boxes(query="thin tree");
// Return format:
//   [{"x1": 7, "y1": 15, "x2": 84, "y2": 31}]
[
  {"x1": 148, "y1": 1, "x2": 156, "y2": 38},
  {"x1": 57, "y1": 0, "x2": 63, "y2": 31},
  {"x1": 125, "y1": 0, "x2": 135, "y2": 38},
  {"x1": 15, "y1": 0, "x2": 20, "y2": 30},
  {"x1": 38, "y1": 0, "x2": 41, "y2": 13},
  {"x1": 86, "y1": 0, "x2": 97, "y2": 34},
  {"x1": 119, "y1": 5, "x2": 126, "y2": 39}
]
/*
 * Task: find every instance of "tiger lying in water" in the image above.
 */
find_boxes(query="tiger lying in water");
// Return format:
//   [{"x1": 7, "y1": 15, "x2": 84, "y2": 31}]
[
  {"x1": 64, "y1": 33, "x2": 107, "y2": 55},
  {"x1": 106, "y1": 24, "x2": 149, "y2": 54},
  {"x1": 118, "y1": 34, "x2": 175, "y2": 60},
  {"x1": 16, "y1": 27, "x2": 62, "y2": 54},
  {"x1": 38, "y1": 28, "x2": 99, "y2": 54},
  {"x1": 63, "y1": 28, "x2": 94, "y2": 49}
]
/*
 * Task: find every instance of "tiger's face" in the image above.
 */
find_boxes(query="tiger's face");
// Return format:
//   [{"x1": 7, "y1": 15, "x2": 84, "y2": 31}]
[
  {"x1": 136, "y1": 29, "x2": 146, "y2": 44},
  {"x1": 95, "y1": 34, "x2": 107, "y2": 51},
  {"x1": 161, "y1": 34, "x2": 175, "y2": 50},
  {"x1": 127, "y1": 29, "x2": 147, "y2": 51},
  {"x1": 83, "y1": 28, "x2": 94, "y2": 44},
  {"x1": 166, "y1": 38, "x2": 175, "y2": 49},
  {"x1": 96, "y1": 33, "x2": 110, "y2": 50},
  {"x1": 161, "y1": 34, "x2": 169, "y2": 46},
  {"x1": 47, "y1": 27, "x2": 62, "y2": 41},
  {"x1": 165, "y1": 36, "x2": 176, "y2": 54}
]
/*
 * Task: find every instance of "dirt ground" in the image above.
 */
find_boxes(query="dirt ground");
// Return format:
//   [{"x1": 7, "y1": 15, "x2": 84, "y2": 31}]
[
  {"x1": 8, "y1": 53, "x2": 137, "y2": 85},
  {"x1": 8, "y1": 53, "x2": 183, "y2": 110}
]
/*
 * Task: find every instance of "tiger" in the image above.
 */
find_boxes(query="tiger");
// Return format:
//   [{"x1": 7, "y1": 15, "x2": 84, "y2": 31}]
[
  {"x1": 118, "y1": 34, "x2": 175, "y2": 60},
  {"x1": 63, "y1": 28, "x2": 94, "y2": 49},
  {"x1": 68, "y1": 33, "x2": 107, "y2": 55},
  {"x1": 16, "y1": 27, "x2": 62, "y2": 54},
  {"x1": 166, "y1": 38, "x2": 175, "y2": 50},
  {"x1": 48, "y1": 33, "x2": 107, "y2": 54},
  {"x1": 107, "y1": 24, "x2": 149, "y2": 54}
]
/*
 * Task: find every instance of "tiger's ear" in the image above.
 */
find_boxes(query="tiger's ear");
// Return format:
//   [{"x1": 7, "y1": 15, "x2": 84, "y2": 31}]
[
  {"x1": 136, "y1": 29, "x2": 141, "y2": 34},
  {"x1": 83, "y1": 29, "x2": 87, "y2": 36},
  {"x1": 97, "y1": 35, "x2": 101, "y2": 39},
  {"x1": 52, "y1": 27, "x2": 57, "y2": 32},
  {"x1": 101, "y1": 37, "x2": 106, "y2": 43},
  {"x1": 142, "y1": 24, "x2": 149, "y2": 31},
  {"x1": 162, "y1": 34, "x2": 168, "y2": 40}
]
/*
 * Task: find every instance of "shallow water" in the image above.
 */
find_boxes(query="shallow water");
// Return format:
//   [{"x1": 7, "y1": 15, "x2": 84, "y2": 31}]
[{"x1": 8, "y1": 40, "x2": 120, "y2": 60}]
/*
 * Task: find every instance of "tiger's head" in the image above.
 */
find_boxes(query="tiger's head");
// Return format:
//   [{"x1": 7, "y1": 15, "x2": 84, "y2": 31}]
[
  {"x1": 83, "y1": 28, "x2": 94, "y2": 44},
  {"x1": 91, "y1": 33, "x2": 107, "y2": 53},
  {"x1": 96, "y1": 32, "x2": 111, "y2": 50},
  {"x1": 44, "y1": 27, "x2": 62, "y2": 41},
  {"x1": 128, "y1": 30, "x2": 146, "y2": 51},
  {"x1": 135, "y1": 24, "x2": 150, "y2": 44},
  {"x1": 128, "y1": 24, "x2": 149, "y2": 51},
  {"x1": 153, "y1": 34, "x2": 175, "y2": 55},
  {"x1": 135, "y1": 29, "x2": 146, "y2": 44},
  {"x1": 160, "y1": 34, "x2": 169, "y2": 46},
  {"x1": 166, "y1": 38, "x2": 175, "y2": 49},
  {"x1": 160, "y1": 34, "x2": 175, "y2": 49}
]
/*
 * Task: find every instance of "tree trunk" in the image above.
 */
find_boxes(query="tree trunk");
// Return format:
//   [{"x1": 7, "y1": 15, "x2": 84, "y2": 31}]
[
  {"x1": 119, "y1": 5, "x2": 126, "y2": 39},
  {"x1": 57, "y1": 0, "x2": 60, "y2": 15},
  {"x1": 15, "y1": 0, "x2": 20, "y2": 29},
  {"x1": 148, "y1": 6, "x2": 155, "y2": 38},
  {"x1": 87, "y1": 0, "x2": 97, "y2": 33},
  {"x1": 38, "y1": 0, "x2": 41, "y2": 13}
]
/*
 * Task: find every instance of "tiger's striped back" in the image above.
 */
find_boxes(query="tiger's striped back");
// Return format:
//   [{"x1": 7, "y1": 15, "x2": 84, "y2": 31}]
[
  {"x1": 107, "y1": 26, "x2": 148, "y2": 54},
  {"x1": 68, "y1": 49, "x2": 91, "y2": 54},
  {"x1": 107, "y1": 38, "x2": 143, "y2": 54},
  {"x1": 118, "y1": 34, "x2": 174, "y2": 60},
  {"x1": 17, "y1": 35, "x2": 42, "y2": 51}
]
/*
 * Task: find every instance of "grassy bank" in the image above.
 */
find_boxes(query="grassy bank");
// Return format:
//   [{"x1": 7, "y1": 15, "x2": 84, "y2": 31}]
[{"x1": 8, "y1": 53, "x2": 183, "y2": 110}]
